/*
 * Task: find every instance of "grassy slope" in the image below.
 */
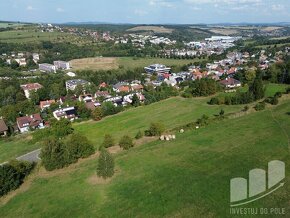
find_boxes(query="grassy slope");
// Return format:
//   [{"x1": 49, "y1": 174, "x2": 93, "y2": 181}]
[
  {"x1": 0, "y1": 83, "x2": 287, "y2": 163},
  {"x1": 0, "y1": 26, "x2": 88, "y2": 44},
  {"x1": 118, "y1": 57, "x2": 201, "y2": 70},
  {"x1": 0, "y1": 98, "x2": 289, "y2": 217},
  {"x1": 74, "y1": 97, "x2": 242, "y2": 148},
  {"x1": 71, "y1": 56, "x2": 201, "y2": 71}
]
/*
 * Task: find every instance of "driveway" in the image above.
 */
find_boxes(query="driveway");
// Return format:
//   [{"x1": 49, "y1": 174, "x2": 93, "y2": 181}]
[{"x1": 16, "y1": 149, "x2": 41, "y2": 163}]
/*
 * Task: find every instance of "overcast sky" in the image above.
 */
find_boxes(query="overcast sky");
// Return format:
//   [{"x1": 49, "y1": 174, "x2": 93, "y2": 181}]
[{"x1": 0, "y1": 0, "x2": 289, "y2": 24}]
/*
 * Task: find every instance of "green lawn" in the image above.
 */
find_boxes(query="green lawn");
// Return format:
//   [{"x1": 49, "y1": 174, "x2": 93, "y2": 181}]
[
  {"x1": 118, "y1": 57, "x2": 203, "y2": 69},
  {"x1": 74, "y1": 97, "x2": 242, "y2": 148},
  {"x1": 0, "y1": 22, "x2": 26, "y2": 28},
  {"x1": 265, "y1": 83, "x2": 289, "y2": 97},
  {"x1": 0, "y1": 98, "x2": 289, "y2": 217},
  {"x1": 0, "y1": 30, "x2": 73, "y2": 43}
]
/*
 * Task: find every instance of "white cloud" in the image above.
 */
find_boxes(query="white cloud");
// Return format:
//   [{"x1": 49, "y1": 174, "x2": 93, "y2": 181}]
[
  {"x1": 56, "y1": 7, "x2": 65, "y2": 12},
  {"x1": 149, "y1": 0, "x2": 175, "y2": 8},
  {"x1": 134, "y1": 9, "x2": 148, "y2": 16},
  {"x1": 184, "y1": 0, "x2": 262, "y2": 3},
  {"x1": 26, "y1": 5, "x2": 36, "y2": 11},
  {"x1": 271, "y1": 4, "x2": 285, "y2": 11}
]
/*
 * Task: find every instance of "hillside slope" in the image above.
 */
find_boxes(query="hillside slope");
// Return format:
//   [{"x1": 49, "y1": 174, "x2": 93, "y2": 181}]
[{"x1": 0, "y1": 98, "x2": 289, "y2": 217}]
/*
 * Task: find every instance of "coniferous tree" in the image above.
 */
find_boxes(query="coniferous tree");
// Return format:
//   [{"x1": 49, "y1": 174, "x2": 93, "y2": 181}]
[
  {"x1": 132, "y1": 94, "x2": 140, "y2": 107},
  {"x1": 96, "y1": 149, "x2": 114, "y2": 179},
  {"x1": 250, "y1": 77, "x2": 264, "y2": 101}
]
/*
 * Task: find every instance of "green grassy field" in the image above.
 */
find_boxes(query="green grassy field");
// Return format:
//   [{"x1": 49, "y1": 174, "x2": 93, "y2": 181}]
[
  {"x1": 0, "y1": 22, "x2": 26, "y2": 28},
  {"x1": 0, "y1": 97, "x2": 289, "y2": 217},
  {"x1": 71, "y1": 56, "x2": 202, "y2": 71},
  {"x1": 0, "y1": 29, "x2": 73, "y2": 43},
  {"x1": 118, "y1": 57, "x2": 201, "y2": 69},
  {"x1": 74, "y1": 97, "x2": 242, "y2": 148}
]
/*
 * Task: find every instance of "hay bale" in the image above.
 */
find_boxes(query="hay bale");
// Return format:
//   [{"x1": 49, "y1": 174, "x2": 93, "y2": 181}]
[
  {"x1": 172, "y1": 135, "x2": 176, "y2": 140},
  {"x1": 180, "y1": 129, "x2": 184, "y2": 133},
  {"x1": 165, "y1": 136, "x2": 170, "y2": 141},
  {"x1": 160, "y1": 135, "x2": 165, "y2": 141}
]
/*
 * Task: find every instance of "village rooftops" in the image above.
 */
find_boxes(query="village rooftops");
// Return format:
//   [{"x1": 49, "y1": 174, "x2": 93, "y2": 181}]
[
  {"x1": 220, "y1": 78, "x2": 241, "y2": 88},
  {"x1": 65, "y1": 79, "x2": 90, "y2": 91},
  {"x1": 53, "y1": 107, "x2": 77, "y2": 121},
  {"x1": 16, "y1": 114, "x2": 44, "y2": 133},
  {"x1": 40, "y1": 100, "x2": 56, "y2": 110},
  {"x1": 0, "y1": 119, "x2": 8, "y2": 135},
  {"x1": 144, "y1": 64, "x2": 171, "y2": 74},
  {"x1": 21, "y1": 83, "x2": 43, "y2": 91}
]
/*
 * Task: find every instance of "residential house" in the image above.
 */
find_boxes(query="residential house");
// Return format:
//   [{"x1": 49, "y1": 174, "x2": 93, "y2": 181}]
[
  {"x1": 21, "y1": 83, "x2": 43, "y2": 99},
  {"x1": 131, "y1": 84, "x2": 144, "y2": 92},
  {"x1": 85, "y1": 102, "x2": 101, "y2": 110},
  {"x1": 95, "y1": 91, "x2": 111, "y2": 99},
  {"x1": 113, "y1": 82, "x2": 130, "y2": 93},
  {"x1": 99, "y1": 82, "x2": 108, "y2": 88},
  {"x1": 40, "y1": 100, "x2": 56, "y2": 110},
  {"x1": 53, "y1": 107, "x2": 78, "y2": 121},
  {"x1": 33, "y1": 53, "x2": 40, "y2": 63},
  {"x1": 17, "y1": 114, "x2": 44, "y2": 133},
  {"x1": 53, "y1": 61, "x2": 70, "y2": 70},
  {"x1": 144, "y1": 64, "x2": 171, "y2": 74},
  {"x1": 15, "y1": 58, "x2": 27, "y2": 66},
  {"x1": 65, "y1": 79, "x2": 90, "y2": 91},
  {"x1": 0, "y1": 119, "x2": 8, "y2": 136},
  {"x1": 220, "y1": 78, "x2": 242, "y2": 89},
  {"x1": 192, "y1": 70, "x2": 208, "y2": 80},
  {"x1": 79, "y1": 94, "x2": 93, "y2": 103},
  {"x1": 39, "y1": 63, "x2": 57, "y2": 73}
]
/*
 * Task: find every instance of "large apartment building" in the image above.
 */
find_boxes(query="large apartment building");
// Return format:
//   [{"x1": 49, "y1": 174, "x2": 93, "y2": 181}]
[
  {"x1": 39, "y1": 63, "x2": 57, "y2": 73},
  {"x1": 53, "y1": 61, "x2": 70, "y2": 70}
]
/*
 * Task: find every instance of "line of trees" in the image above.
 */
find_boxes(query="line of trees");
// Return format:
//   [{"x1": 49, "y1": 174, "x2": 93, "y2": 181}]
[
  {"x1": 37, "y1": 119, "x2": 95, "y2": 171},
  {"x1": 209, "y1": 77, "x2": 265, "y2": 105}
]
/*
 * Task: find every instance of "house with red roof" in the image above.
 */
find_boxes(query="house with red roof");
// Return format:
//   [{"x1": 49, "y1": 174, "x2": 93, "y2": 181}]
[
  {"x1": 0, "y1": 119, "x2": 8, "y2": 136},
  {"x1": 17, "y1": 114, "x2": 44, "y2": 133},
  {"x1": 219, "y1": 78, "x2": 241, "y2": 89},
  {"x1": 40, "y1": 100, "x2": 56, "y2": 110},
  {"x1": 21, "y1": 83, "x2": 43, "y2": 99}
]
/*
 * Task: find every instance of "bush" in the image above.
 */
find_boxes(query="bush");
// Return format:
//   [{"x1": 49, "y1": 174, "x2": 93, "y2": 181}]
[
  {"x1": 119, "y1": 135, "x2": 134, "y2": 150},
  {"x1": 102, "y1": 134, "x2": 115, "y2": 148},
  {"x1": 135, "y1": 130, "x2": 144, "y2": 139},
  {"x1": 91, "y1": 107, "x2": 103, "y2": 121},
  {"x1": 145, "y1": 122, "x2": 165, "y2": 136},
  {"x1": 274, "y1": 92, "x2": 282, "y2": 98},
  {"x1": 243, "y1": 105, "x2": 249, "y2": 112},
  {"x1": 196, "y1": 114, "x2": 209, "y2": 127},
  {"x1": 65, "y1": 133, "x2": 95, "y2": 162},
  {"x1": 41, "y1": 134, "x2": 94, "y2": 171},
  {"x1": 40, "y1": 137, "x2": 67, "y2": 171},
  {"x1": 0, "y1": 160, "x2": 34, "y2": 197},
  {"x1": 254, "y1": 102, "x2": 266, "y2": 111}
]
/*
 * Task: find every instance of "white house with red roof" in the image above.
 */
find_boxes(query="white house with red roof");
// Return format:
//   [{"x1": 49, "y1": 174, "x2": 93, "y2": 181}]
[
  {"x1": 17, "y1": 114, "x2": 44, "y2": 133},
  {"x1": 21, "y1": 83, "x2": 43, "y2": 99}
]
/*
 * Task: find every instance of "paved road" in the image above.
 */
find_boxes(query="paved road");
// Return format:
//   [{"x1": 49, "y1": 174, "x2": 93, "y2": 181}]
[
  {"x1": 0, "y1": 149, "x2": 41, "y2": 166},
  {"x1": 16, "y1": 149, "x2": 41, "y2": 162}
]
